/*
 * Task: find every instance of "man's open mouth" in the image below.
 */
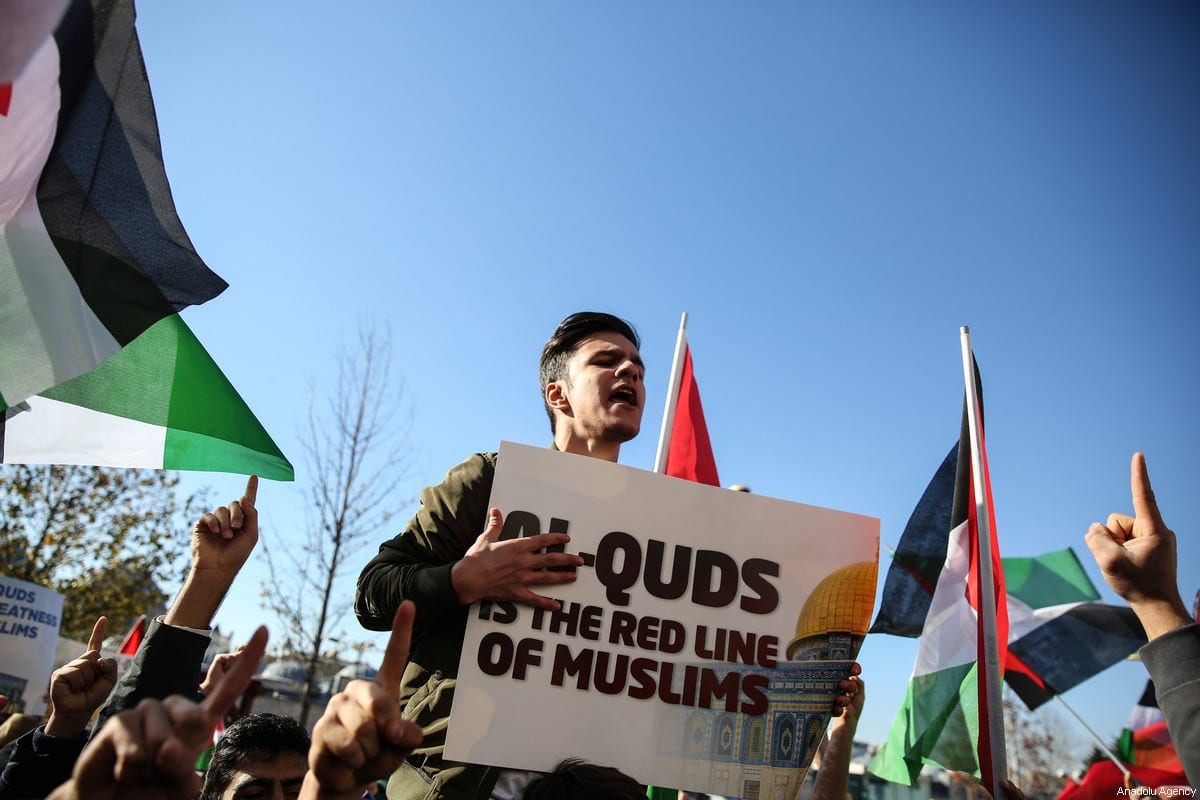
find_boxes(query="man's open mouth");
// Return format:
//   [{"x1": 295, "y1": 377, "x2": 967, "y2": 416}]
[{"x1": 611, "y1": 387, "x2": 639, "y2": 407}]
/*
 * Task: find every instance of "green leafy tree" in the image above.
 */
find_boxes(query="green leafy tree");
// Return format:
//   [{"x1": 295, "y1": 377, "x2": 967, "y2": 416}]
[{"x1": 0, "y1": 465, "x2": 202, "y2": 640}]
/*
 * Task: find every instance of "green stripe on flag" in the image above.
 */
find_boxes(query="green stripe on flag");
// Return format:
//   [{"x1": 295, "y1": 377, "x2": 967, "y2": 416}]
[
  {"x1": 868, "y1": 662, "x2": 981, "y2": 785},
  {"x1": 37, "y1": 315, "x2": 292, "y2": 479},
  {"x1": 1003, "y1": 548, "x2": 1099, "y2": 610},
  {"x1": 164, "y1": 428, "x2": 293, "y2": 481},
  {"x1": 43, "y1": 316, "x2": 177, "y2": 421}
]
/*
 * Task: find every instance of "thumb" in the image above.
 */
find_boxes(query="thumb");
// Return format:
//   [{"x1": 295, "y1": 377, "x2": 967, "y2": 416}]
[{"x1": 481, "y1": 509, "x2": 503, "y2": 543}]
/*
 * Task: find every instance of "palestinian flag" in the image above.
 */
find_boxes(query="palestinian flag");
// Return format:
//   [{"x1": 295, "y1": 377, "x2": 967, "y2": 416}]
[
  {"x1": 1116, "y1": 720, "x2": 1182, "y2": 774},
  {"x1": 1125, "y1": 679, "x2": 1164, "y2": 733},
  {"x1": 869, "y1": 440, "x2": 959, "y2": 637},
  {"x1": 0, "y1": 0, "x2": 226, "y2": 409},
  {"x1": 1, "y1": 314, "x2": 294, "y2": 480},
  {"x1": 871, "y1": 451, "x2": 1146, "y2": 710},
  {"x1": 195, "y1": 716, "x2": 225, "y2": 772},
  {"x1": 1003, "y1": 549, "x2": 1145, "y2": 710},
  {"x1": 868, "y1": 361, "x2": 1008, "y2": 787}
]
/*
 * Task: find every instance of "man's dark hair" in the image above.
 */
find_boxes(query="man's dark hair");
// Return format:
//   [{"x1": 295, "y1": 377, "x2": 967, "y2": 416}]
[
  {"x1": 523, "y1": 758, "x2": 645, "y2": 800},
  {"x1": 539, "y1": 312, "x2": 640, "y2": 433},
  {"x1": 199, "y1": 713, "x2": 311, "y2": 800}
]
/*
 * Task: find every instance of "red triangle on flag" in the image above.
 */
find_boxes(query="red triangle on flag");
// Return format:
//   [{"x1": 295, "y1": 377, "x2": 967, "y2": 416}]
[
  {"x1": 118, "y1": 615, "x2": 146, "y2": 656},
  {"x1": 0, "y1": 84, "x2": 12, "y2": 116}
]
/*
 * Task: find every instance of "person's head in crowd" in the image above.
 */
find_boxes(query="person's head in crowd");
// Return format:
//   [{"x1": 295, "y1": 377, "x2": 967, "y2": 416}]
[
  {"x1": 522, "y1": 757, "x2": 645, "y2": 800},
  {"x1": 199, "y1": 713, "x2": 310, "y2": 800}
]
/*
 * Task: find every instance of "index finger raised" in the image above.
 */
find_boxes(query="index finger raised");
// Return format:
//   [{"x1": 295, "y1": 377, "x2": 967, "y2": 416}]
[
  {"x1": 87, "y1": 616, "x2": 108, "y2": 653},
  {"x1": 375, "y1": 601, "x2": 415, "y2": 699},
  {"x1": 241, "y1": 475, "x2": 259, "y2": 510},
  {"x1": 1130, "y1": 452, "x2": 1165, "y2": 529},
  {"x1": 201, "y1": 626, "x2": 267, "y2": 723}
]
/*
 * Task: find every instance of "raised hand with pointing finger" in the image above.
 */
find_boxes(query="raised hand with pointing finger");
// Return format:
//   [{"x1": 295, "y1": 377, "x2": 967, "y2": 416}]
[
  {"x1": 1084, "y1": 452, "x2": 1192, "y2": 640},
  {"x1": 166, "y1": 475, "x2": 260, "y2": 629},
  {"x1": 303, "y1": 601, "x2": 424, "y2": 800},
  {"x1": 1084, "y1": 452, "x2": 1200, "y2": 786},
  {"x1": 44, "y1": 616, "x2": 118, "y2": 738}
]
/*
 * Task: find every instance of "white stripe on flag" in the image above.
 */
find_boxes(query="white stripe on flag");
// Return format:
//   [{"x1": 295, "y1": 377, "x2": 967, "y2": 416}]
[
  {"x1": 1, "y1": 190, "x2": 122, "y2": 404},
  {"x1": 912, "y1": 519, "x2": 977, "y2": 678},
  {"x1": 4, "y1": 395, "x2": 165, "y2": 468},
  {"x1": 1, "y1": 31, "x2": 122, "y2": 406}
]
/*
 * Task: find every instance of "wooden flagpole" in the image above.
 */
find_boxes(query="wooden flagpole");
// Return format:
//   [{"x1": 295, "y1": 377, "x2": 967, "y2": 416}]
[
  {"x1": 960, "y1": 326, "x2": 1009, "y2": 798},
  {"x1": 652, "y1": 312, "x2": 689, "y2": 474}
]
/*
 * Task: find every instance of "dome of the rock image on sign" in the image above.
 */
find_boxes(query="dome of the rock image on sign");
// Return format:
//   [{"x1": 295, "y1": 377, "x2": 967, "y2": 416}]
[{"x1": 786, "y1": 561, "x2": 878, "y2": 661}]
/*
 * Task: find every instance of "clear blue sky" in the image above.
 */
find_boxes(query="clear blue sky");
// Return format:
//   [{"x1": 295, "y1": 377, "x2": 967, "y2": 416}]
[{"x1": 130, "y1": 1, "x2": 1199, "y2": 768}]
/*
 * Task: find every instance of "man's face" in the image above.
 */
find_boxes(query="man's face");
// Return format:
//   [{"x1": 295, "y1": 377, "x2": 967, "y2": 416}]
[
  {"x1": 558, "y1": 331, "x2": 646, "y2": 442},
  {"x1": 220, "y1": 751, "x2": 308, "y2": 800}
]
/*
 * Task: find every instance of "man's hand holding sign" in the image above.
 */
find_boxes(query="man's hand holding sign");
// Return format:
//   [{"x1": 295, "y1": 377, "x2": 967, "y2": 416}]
[{"x1": 452, "y1": 509, "x2": 584, "y2": 610}]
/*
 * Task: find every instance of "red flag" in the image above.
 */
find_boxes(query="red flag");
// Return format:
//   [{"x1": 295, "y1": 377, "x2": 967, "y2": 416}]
[
  {"x1": 664, "y1": 346, "x2": 720, "y2": 487},
  {"x1": 1058, "y1": 760, "x2": 1188, "y2": 800},
  {"x1": 118, "y1": 615, "x2": 146, "y2": 656}
]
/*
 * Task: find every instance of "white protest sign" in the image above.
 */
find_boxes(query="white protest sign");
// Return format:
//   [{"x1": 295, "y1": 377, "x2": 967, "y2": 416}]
[
  {"x1": 0, "y1": 575, "x2": 64, "y2": 715},
  {"x1": 446, "y1": 442, "x2": 879, "y2": 799}
]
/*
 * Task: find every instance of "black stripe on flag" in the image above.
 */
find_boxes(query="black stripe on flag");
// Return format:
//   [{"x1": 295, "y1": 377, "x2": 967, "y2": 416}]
[
  {"x1": 1005, "y1": 603, "x2": 1146, "y2": 710},
  {"x1": 39, "y1": 0, "x2": 226, "y2": 345}
]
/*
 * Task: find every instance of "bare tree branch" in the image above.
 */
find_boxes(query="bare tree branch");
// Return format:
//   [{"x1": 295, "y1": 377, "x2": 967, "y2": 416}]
[{"x1": 260, "y1": 321, "x2": 415, "y2": 726}]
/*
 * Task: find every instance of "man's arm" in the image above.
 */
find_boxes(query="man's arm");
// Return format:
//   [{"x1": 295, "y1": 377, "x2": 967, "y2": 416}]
[
  {"x1": 92, "y1": 477, "x2": 261, "y2": 738},
  {"x1": 356, "y1": 454, "x2": 497, "y2": 632},
  {"x1": 812, "y1": 676, "x2": 864, "y2": 800}
]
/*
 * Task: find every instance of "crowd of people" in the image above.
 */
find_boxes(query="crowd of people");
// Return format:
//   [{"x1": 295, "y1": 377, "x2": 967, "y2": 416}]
[{"x1": 0, "y1": 313, "x2": 1196, "y2": 800}]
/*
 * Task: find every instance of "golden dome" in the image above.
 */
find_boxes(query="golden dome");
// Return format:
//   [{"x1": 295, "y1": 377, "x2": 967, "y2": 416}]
[{"x1": 786, "y1": 561, "x2": 878, "y2": 659}]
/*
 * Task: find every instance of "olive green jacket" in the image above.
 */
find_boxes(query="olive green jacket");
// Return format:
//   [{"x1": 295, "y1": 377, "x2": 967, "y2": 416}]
[{"x1": 356, "y1": 452, "x2": 503, "y2": 800}]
